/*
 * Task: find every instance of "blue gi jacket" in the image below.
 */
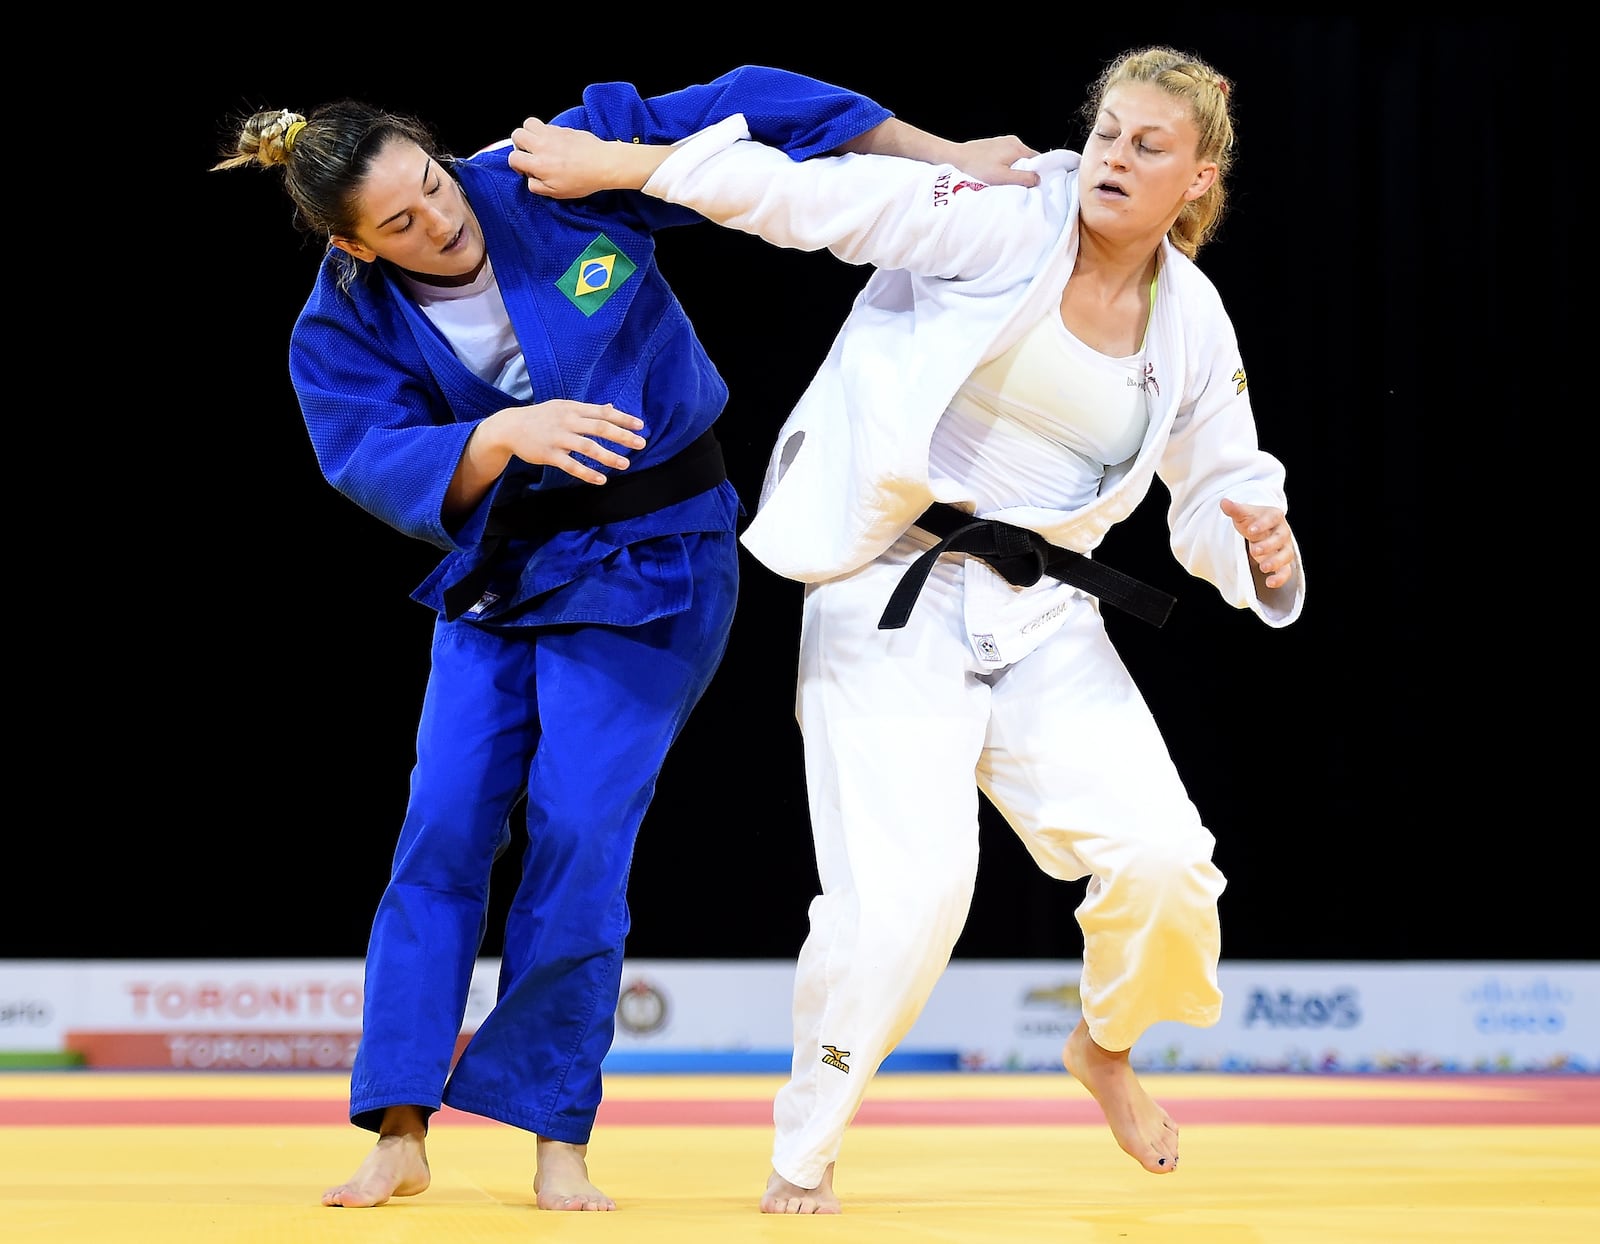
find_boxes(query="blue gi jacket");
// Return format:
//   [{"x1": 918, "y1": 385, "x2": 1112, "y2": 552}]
[{"x1": 288, "y1": 67, "x2": 891, "y2": 626}]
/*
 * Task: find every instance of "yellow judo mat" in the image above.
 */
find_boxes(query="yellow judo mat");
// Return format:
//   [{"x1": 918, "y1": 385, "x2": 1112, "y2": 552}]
[{"x1": 3, "y1": 1070, "x2": 1597, "y2": 1243}]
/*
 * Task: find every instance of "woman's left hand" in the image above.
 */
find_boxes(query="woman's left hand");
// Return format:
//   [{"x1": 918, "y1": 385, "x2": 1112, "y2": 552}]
[{"x1": 1221, "y1": 499, "x2": 1297, "y2": 590}]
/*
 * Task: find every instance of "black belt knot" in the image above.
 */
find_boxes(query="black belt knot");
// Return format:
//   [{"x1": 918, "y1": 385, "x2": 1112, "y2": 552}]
[{"x1": 878, "y1": 501, "x2": 1175, "y2": 631}]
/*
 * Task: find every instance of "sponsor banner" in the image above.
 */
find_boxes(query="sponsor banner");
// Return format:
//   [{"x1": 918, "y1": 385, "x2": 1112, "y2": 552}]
[
  {"x1": 66, "y1": 1032, "x2": 366, "y2": 1071},
  {"x1": 611, "y1": 962, "x2": 794, "y2": 1050},
  {"x1": 3, "y1": 960, "x2": 1594, "y2": 1072},
  {"x1": 904, "y1": 962, "x2": 1598, "y2": 1073},
  {"x1": 0, "y1": 960, "x2": 371, "y2": 1045}
]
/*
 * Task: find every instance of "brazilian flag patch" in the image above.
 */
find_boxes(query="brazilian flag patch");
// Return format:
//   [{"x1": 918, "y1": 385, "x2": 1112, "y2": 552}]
[{"x1": 556, "y1": 234, "x2": 637, "y2": 316}]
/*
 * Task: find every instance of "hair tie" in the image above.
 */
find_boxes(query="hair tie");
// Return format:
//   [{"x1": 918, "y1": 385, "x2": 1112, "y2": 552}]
[
  {"x1": 1215, "y1": 77, "x2": 1231, "y2": 98},
  {"x1": 284, "y1": 119, "x2": 307, "y2": 152}
]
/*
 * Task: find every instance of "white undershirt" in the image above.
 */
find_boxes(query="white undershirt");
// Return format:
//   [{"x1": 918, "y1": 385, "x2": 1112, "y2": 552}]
[
  {"x1": 929, "y1": 310, "x2": 1151, "y2": 514},
  {"x1": 399, "y1": 258, "x2": 532, "y2": 400}
]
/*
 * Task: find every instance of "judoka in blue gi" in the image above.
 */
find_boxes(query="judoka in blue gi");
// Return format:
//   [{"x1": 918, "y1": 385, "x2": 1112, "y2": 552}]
[{"x1": 211, "y1": 68, "x2": 1039, "y2": 1211}]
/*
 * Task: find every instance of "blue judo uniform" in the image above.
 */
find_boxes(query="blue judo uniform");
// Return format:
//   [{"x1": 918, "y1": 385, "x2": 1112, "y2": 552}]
[{"x1": 287, "y1": 68, "x2": 891, "y2": 1142}]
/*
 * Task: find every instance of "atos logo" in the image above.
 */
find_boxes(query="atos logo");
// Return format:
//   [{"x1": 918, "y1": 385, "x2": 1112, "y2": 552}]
[{"x1": 1242, "y1": 987, "x2": 1360, "y2": 1029}]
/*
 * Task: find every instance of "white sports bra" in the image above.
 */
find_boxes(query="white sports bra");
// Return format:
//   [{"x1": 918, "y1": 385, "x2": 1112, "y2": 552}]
[{"x1": 930, "y1": 297, "x2": 1153, "y2": 514}]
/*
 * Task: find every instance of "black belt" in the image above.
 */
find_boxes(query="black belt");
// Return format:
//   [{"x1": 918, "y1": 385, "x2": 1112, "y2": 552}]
[
  {"x1": 442, "y1": 428, "x2": 727, "y2": 621},
  {"x1": 878, "y1": 501, "x2": 1175, "y2": 631}
]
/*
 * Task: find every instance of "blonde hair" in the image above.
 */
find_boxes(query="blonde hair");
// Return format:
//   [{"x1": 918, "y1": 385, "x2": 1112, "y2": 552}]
[{"x1": 1085, "y1": 47, "x2": 1236, "y2": 260}]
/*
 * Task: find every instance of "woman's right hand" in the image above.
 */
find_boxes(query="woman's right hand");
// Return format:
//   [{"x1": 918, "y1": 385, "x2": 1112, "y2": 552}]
[
  {"x1": 494, "y1": 399, "x2": 647, "y2": 482},
  {"x1": 449, "y1": 401, "x2": 648, "y2": 518}
]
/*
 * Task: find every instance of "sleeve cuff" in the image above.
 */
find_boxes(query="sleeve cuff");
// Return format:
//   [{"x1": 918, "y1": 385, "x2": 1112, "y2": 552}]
[{"x1": 644, "y1": 113, "x2": 752, "y2": 198}]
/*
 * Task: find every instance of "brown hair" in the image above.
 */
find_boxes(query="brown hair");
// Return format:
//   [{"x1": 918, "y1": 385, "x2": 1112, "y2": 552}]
[{"x1": 211, "y1": 100, "x2": 445, "y2": 289}]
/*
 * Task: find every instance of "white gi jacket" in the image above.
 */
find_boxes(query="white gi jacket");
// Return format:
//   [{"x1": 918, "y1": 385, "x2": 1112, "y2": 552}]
[{"x1": 646, "y1": 115, "x2": 1304, "y2": 628}]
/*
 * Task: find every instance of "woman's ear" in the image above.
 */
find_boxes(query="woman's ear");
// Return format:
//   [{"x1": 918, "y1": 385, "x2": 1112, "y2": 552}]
[
  {"x1": 330, "y1": 236, "x2": 376, "y2": 263},
  {"x1": 1184, "y1": 162, "x2": 1218, "y2": 202}
]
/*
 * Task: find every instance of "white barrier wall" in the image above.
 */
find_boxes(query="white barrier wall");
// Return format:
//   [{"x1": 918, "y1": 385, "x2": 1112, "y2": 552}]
[{"x1": 1, "y1": 960, "x2": 1593, "y2": 1073}]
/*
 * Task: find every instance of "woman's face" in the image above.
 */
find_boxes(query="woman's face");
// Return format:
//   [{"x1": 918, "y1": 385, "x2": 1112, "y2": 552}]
[
  {"x1": 1077, "y1": 82, "x2": 1216, "y2": 245},
  {"x1": 332, "y1": 138, "x2": 487, "y2": 285}
]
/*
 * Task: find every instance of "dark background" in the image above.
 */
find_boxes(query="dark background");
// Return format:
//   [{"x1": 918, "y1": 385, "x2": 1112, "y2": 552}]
[{"x1": 15, "y1": 18, "x2": 1575, "y2": 964}]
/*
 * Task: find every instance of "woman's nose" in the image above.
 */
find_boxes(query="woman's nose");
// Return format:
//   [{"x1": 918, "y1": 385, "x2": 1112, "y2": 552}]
[{"x1": 424, "y1": 205, "x2": 455, "y2": 239}]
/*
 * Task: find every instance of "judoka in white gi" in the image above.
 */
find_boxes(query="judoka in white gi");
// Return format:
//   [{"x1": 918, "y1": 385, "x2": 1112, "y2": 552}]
[{"x1": 509, "y1": 46, "x2": 1304, "y2": 1212}]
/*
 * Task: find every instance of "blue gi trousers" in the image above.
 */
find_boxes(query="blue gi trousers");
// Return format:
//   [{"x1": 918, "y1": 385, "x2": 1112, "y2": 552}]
[{"x1": 347, "y1": 532, "x2": 738, "y2": 1142}]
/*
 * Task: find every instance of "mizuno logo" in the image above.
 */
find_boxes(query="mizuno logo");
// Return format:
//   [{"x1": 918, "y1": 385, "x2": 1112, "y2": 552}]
[{"x1": 821, "y1": 1044, "x2": 851, "y2": 1073}]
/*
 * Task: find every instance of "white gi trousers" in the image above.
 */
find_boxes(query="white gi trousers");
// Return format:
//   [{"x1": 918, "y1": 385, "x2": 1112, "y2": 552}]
[{"x1": 772, "y1": 528, "x2": 1226, "y2": 1188}]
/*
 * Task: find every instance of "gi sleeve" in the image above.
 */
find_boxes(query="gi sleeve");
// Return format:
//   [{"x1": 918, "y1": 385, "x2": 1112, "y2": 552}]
[
  {"x1": 550, "y1": 65, "x2": 892, "y2": 161},
  {"x1": 643, "y1": 115, "x2": 1032, "y2": 282},
  {"x1": 290, "y1": 271, "x2": 489, "y2": 554},
  {"x1": 1159, "y1": 295, "x2": 1305, "y2": 627}
]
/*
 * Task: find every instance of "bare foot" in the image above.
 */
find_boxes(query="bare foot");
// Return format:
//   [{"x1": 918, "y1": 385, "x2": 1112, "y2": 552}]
[
  {"x1": 760, "y1": 1163, "x2": 840, "y2": 1213},
  {"x1": 322, "y1": 1107, "x2": 431, "y2": 1207},
  {"x1": 1063, "y1": 1018, "x2": 1180, "y2": 1174},
  {"x1": 534, "y1": 1138, "x2": 615, "y2": 1211}
]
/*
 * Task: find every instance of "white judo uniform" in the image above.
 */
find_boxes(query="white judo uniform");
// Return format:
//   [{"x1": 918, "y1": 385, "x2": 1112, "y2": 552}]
[{"x1": 645, "y1": 116, "x2": 1307, "y2": 1188}]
